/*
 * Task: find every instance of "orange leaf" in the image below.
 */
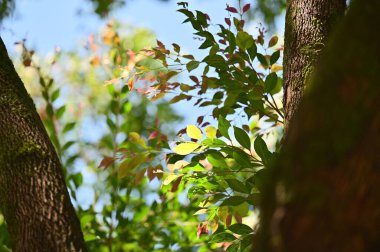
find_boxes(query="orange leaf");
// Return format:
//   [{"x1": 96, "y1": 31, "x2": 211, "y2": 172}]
[{"x1": 98, "y1": 156, "x2": 115, "y2": 170}]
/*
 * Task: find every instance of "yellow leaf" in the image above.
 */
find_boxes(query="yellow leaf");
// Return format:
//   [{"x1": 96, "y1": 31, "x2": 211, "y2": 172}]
[
  {"x1": 194, "y1": 208, "x2": 208, "y2": 215},
  {"x1": 186, "y1": 125, "x2": 202, "y2": 140},
  {"x1": 162, "y1": 173, "x2": 179, "y2": 186},
  {"x1": 218, "y1": 206, "x2": 229, "y2": 224},
  {"x1": 199, "y1": 199, "x2": 212, "y2": 208},
  {"x1": 271, "y1": 64, "x2": 283, "y2": 72},
  {"x1": 129, "y1": 132, "x2": 146, "y2": 147},
  {"x1": 173, "y1": 142, "x2": 200, "y2": 155},
  {"x1": 205, "y1": 126, "x2": 217, "y2": 139},
  {"x1": 173, "y1": 160, "x2": 189, "y2": 170},
  {"x1": 210, "y1": 219, "x2": 219, "y2": 234}
]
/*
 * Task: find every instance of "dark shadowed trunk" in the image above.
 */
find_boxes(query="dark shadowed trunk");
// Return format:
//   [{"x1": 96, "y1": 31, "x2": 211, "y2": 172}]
[
  {"x1": 257, "y1": 0, "x2": 380, "y2": 251},
  {"x1": 283, "y1": 0, "x2": 346, "y2": 126},
  {"x1": 0, "y1": 38, "x2": 86, "y2": 251}
]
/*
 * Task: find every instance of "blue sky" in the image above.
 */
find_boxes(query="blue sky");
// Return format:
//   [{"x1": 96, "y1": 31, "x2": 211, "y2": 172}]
[{"x1": 1, "y1": 0, "x2": 228, "y2": 54}]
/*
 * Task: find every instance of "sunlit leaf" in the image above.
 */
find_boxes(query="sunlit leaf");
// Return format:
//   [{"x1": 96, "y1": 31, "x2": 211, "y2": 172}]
[
  {"x1": 205, "y1": 126, "x2": 217, "y2": 139},
  {"x1": 129, "y1": 132, "x2": 147, "y2": 147},
  {"x1": 173, "y1": 142, "x2": 200, "y2": 155},
  {"x1": 194, "y1": 208, "x2": 208, "y2": 215},
  {"x1": 162, "y1": 173, "x2": 179, "y2": 186},
  {"x1": 186, "y1": 125, "x2": 202, "y2": 140}
]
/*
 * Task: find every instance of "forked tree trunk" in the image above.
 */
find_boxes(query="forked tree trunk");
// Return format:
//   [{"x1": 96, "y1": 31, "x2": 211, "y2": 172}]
[
  {"x1": 283, "y1": 0, "x2": 346, "y2": 126},
  {"x1": 257, "y1": 0, "x2": 380, "y2": 251},
  {"x1": 0, "y1": 38, "x2": 86, "y2": 251}
]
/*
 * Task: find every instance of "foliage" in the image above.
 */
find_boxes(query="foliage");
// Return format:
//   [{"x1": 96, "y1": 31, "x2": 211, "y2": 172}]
[
  {"x1": 103, "y1": 1, "x2": 285, "y2": 251},
  {"x1": 0, "y1": 0, "x2": 14, "y2": 21},
  {"x1": 0, "y1": 1, "x2": 286, "y2": 251}
]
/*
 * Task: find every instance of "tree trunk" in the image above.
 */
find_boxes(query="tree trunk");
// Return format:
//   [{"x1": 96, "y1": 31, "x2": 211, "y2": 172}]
[
  {"x1": 0, "y1": 38, "x2": 86, "y2": 251},
  {"x1": 283, "y1": 0, "x2": 346, "y2": 126},
  {"x1": 258, "y1": 0, "x2": 380, "y2": 251}
]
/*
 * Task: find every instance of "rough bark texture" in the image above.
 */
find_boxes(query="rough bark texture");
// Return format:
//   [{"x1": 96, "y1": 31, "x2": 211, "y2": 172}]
[
  {"x1": 257, "y1": 1, "x2": 380, "y2": 251},
  {"x1": 283, "y1": 0, "x2": 346, "y2": 126},
  {"x1": 0, "y1": 38, "x2": 86, "y2": 251}
]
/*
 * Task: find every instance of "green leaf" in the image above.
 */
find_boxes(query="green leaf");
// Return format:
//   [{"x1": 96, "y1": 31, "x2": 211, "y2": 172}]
[
  {"x1": 186, "y1": 61, "x2": 200, "y2": 72},
  {"x1": 199, "y1": 38, "x2": 214, "y2": 49},
  {"x1": 170, "y1": 93, "x2": 189, "y2": 104},
  {"x1": 264, "y1": 72, "x2": 278, "y2": 93},
  {"x1": 62, "y1": 122, "x2": 76, "y2": 134},
  {"x1": 173, "y1": 142, "x2": 201, "y2": 155},
  {"x1": 218, "y1": 116, "x2": 231, "y2": 140},
  {"x1": 186, "y1": 125, "x2": 202, "y2": 140},
  {"x1": 257, "y1": 53, "x2": 268, "y2": 67},
  {"x1": 254, "y1": 136, "x2": 272, "y2": 166},
  {"x1": 119, "y1": 154, "x2": 147, "y2": 178},
  {"x1": 84, "y1": 233, "x2": 98, "y2": 242},
  {"x1": 236, "y1": 31, "x2": 254, "y2": 49},
  {"x1": 207, "y1": 152, "x2": 228, "y2": 169},
  {"x1": 270, "y1": 77, "x2": 283, "y2": 95},
  {"x1": 51, "y1": 89, "x2": 60, "y2": 102},
  {"x1": 233, "y1": 126, "x2": 251, "y2": 149},
  {"x1": 226, "y1": 243, "x2": 239, "y2": 252},
  {"x1": 56, "y1": 105, "x2": 66, "y2": 119},
  {"x1": 270, "y1": 50, "x2": 280, "y2": 65},
  {"x1": 229, "y1": 223, "x2": 254, "y2": 235},
  {"x1": 226, "y1": 179, "x2": 249, "y2": 193},
  {"x1": 210, "y1": 232, "x2": 236, "y2": 243},
  {"x1": 220, "y1": 196, "x2": 247, "y2": 206},
  {"x1": 247, "y1": 43, "x2": 257, "y2": 61},
  {"x1": 203, "y1": 54, "x2": 228, "y2": 71},
  {"x1": 233, "y1": 150, "x2": 252, "y2": 168}
]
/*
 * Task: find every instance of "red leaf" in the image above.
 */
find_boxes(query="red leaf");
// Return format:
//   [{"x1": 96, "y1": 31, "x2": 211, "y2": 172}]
[
  {"x1": 156, "y1": 40, "x2": 164, "y2": 48},
  {"x1": 225, "y1": 18, "x2": 231, "y2": 26},
  {"x1": 134, "y1": 169, "x2": 146, "y2": 185},
  {"x1": 197, "y1": 116, "x2": 204, "y2": 125},
  {"x1": 147, "y1": 168, "x2": 156, "y2": 181},
  {"x1": 171, "y1": 176, "x2": 183, "y2": 192},
  {"x1": 189, "y1": 75, "x2": 199, "y2": 83},
  {"x1": 201, "y1": 122, "x2": 210, "y2": 127},
  {"x1": 226, "y1": 5, "x2": 238, "y2": 13},
  {"x1": 243, "y1": 3, "x2": 251, "y2": 13},
  {"x1": 205, "y1": 13, "x2": 210, "y2": 21},
  {"x1": 98, "y1": 156, "x2": 115, "y2": 170},
  {"x1": 177, "y1": 128, "x2": 187, "y2": 135},
  {"x1": 226, "y1": 214, "x2": 232, "y2": 227},
  {"x1": 219, "y1": 39, "x2": 226, "y2": 45},
  {"x1": 234, "y1": 214, "x2": 242, "y2": 224},
  {"x1": 148, "y1": 131, "x2": 159, "y2": 140},
  {"x1": 197, "y1": 222, "x2": 208, "y2": 238},
  {"x1": 240, "y1": 20, "x2": 245, "y2": 29}
]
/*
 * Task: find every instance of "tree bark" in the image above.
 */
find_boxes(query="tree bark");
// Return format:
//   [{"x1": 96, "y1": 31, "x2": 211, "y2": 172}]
[
  {"x1": 257, "y1": 0, "x2": 380, "y2": 251},
  {"x1": 283, "y1": 0, "x2": 346, "y2": 126},
  {"x1": 0, "y1": 38, "x2": 86, "y2": 251}
]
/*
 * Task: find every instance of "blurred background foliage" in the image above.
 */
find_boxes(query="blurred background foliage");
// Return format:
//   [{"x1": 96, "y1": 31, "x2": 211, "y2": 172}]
[{"x1": 0, "y1": 0, "x2": 286, "y2": 251}]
